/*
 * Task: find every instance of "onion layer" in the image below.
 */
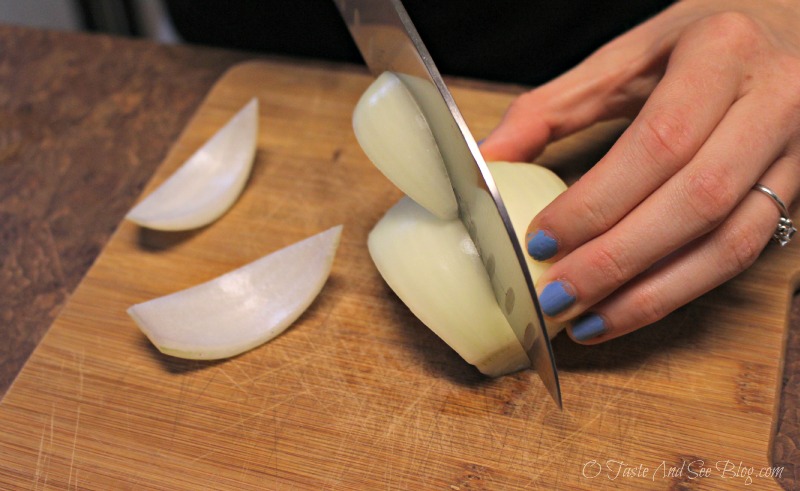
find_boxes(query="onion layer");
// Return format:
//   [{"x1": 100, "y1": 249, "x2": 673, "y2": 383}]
[
  {"x1": 368, "y1": 163, "x2": 566, "y2": 376},
  {"x1": 353, "y1": 72, "x2": 457, "y2": 220},
  {"x1": 128, "y1": 225, "x2": 342, "y2": 360},
  {"x1": 126, "y1": 98, "x2": 259, "y2": 231}
]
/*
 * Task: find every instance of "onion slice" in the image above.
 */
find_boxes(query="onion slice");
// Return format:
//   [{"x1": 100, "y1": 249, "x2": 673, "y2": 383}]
[
  {"x1": 126, "y1": 98, "x2": 259, "y2": 231},
  {"x1": 353, "y1": 72, "x2": 457, "y2": 220},
  {"x1": 369, "y1": 197, "x2": 530, "y2": 376},
  {"x1": 368, "y1": 163, "x2": 566, "y2": 376},
  {"x1": 128, "y1": 225, "x2": 342, "y2": 360},
  {"x1": 353, "y1": 72, "x2": 570, "y2": 376},
  {"x1": 476, "y1": 161, "x2": 567, "y2": 310}
]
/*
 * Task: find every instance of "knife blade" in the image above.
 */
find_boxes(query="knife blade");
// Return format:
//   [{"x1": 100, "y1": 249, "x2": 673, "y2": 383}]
[{"x1": 335, "y1": 0, "x2": 561, "y2": 407}]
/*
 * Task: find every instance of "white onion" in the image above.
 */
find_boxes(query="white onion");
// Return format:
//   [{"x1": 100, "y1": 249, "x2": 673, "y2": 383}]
[
  {"x1": 126, "y1": 98, "x2": 259, "y2": 231},
  {"x1": 368, "y1": 163, "x2": 565, "y2": 376},
  {"x1": 369, "y1": 196, "x2": 530, "y2": 376},
  {"x1": 353, "y1": 72, "x2": 457, "y2": 220},
  {"x1": 128, "y1": 226, "x2": 342, "y2": 360},
  {"x1": 476, "y1": 161, "x2": 567, "y2": 335},
  {"x1": 355, "y1": 72, "x2": 568, "y2": 376}
]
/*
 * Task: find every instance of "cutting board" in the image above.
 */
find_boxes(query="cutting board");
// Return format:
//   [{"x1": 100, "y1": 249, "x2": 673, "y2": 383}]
[{"x1": 1, "y1": 60, "x2": 797, "y2": 490}]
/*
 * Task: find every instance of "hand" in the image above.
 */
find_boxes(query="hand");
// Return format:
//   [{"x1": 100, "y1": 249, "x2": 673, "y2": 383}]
[{"x1": 480, "y1": 0, "x2": 800, "y2": 344}]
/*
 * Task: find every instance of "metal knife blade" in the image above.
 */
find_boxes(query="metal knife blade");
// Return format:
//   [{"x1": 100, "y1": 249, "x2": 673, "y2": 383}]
[{"x1": 335, "y1": 0, "x2": 561, "y2": 407}]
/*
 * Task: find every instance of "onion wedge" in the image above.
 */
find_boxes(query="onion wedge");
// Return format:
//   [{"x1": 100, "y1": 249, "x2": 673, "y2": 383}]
[
  {"x1": 369, "y1": 196, "x2": 530, "y2": 376},
  {"x1": 128, "y1": 225, "x2": 342, "y2": 360},
  {"x1": 476, "y1": 161, "x2": 567, "y2": 297},
  {"x1": 368, "y1": 163, "x2": 565, "y2": 376},
  {"x1": 126, "y1": 98, "x2": 259, "y2": 231},
  {"x1": 353, "y1": 72, "x2": 457, "y2": 220}
]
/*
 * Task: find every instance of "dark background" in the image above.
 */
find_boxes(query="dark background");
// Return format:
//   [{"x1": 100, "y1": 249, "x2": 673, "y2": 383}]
[{"x1": 76, "y1": 0, "x2": 675, "y2": 86}]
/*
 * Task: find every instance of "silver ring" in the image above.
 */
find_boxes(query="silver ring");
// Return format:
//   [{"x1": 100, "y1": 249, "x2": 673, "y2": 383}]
[{"x1": 753, "y1": 184, "x2": 796, "y2": 246}]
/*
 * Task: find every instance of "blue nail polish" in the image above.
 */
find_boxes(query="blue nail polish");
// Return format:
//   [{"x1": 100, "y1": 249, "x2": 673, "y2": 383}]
[
  {"x1": 539, "y1": 281, "x2": 575, "y2": 316},
  {"x1": 571, "y1": 314, "x2": 607, "y2": 342},
  {"x1": 527, "y1": 230, "x2": 558, "y2": 261},
  {"x1": 477, "y1": 138, "x2": 485, "y2": 146}
]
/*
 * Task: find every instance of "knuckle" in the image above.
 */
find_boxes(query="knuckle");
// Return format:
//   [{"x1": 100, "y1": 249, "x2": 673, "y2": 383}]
[
  {"x1": 588, "y1": 242, "x2": 632, "y2": 287},
  {"x1": 629, "y1": 285, "x2": 671, "y2": 327},
  {"x1": 681, "y1": 167, "x2": 737, "y2": 228},
  {"x1": 573, "y1": 192, "x2": 616, "y2": 234},
  {"x1": 695, "y1": 12, "x2": 763, "y2": 55},
  {"x1": 717, "y1": 221, "x2": 766, "y2": 274},
  {"x1": 636, "y1": 109, "x2": 692, "y2": 166}
]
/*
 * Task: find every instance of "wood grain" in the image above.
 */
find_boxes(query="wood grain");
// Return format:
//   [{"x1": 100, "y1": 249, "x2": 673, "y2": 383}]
[
  {"x1": 1, "y1": 60, "x2": 798, "y2": 490},
  {"x1": 0, "y1": 25, "x2": 248, "y2": 397}
]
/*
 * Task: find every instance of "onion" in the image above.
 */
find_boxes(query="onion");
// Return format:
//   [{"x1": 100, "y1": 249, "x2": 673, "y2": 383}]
[
  {"x1": 369, "y1": 163, "x2": 565, "y2": 376},
  {"x1": 126, "y1": 98, "x2": 259, "y2": 231},
  {"x1": 357, "y1": 72, "x2": 567, "y2": 376},
  {"x1": 127, "y1": 226, "x2": 342, "y2": 360},
  {"x1": 478, "y1": 162, "x2": 567, "y2": 295},
  {"x1": 353, "y1": 72, "x2": 457, "y2": 220}
]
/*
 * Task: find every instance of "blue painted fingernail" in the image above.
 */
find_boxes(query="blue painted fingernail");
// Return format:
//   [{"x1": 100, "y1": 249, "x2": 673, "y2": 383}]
[
  {"x1": 526, "y1": 230, "x2": 558, "y2": 261},
  {"x1": 571, "y1": 314, "x2": 607, "y2": 342},
  {"x1": 477, "y1": 138, "x2": 485, "y2": 146},
  {"x1": 539, "y1": 281, "x2": 575, "y2": 316}
]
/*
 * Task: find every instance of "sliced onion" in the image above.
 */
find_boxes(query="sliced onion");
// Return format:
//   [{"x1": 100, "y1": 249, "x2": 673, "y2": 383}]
[
  {"x1": 487, "y1": 162, "x2": 567, "y2": 339},
  {"x1": 369, "y1": 196, "x2": 529, "y2": 376},
  {"x1": 368, "y1": 163, "x2": 566, "y2": 376},
  {"x1": 126, "y1": 98, "x2": 259, "y2": 231},
  {"x1": 351, "y1": 71, "x2": 571, "y2": 376},
  {"x1": 353, "y1": 72, "x2": 457, "y2": 220},
  {"x1": 128, "y1": 225, "x2": 342, "y2": 360}
]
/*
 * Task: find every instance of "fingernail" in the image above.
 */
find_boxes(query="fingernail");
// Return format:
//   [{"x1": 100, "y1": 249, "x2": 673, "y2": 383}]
[
  {"x1": 477, "y1": 138, "x2": 485, "y2": 146},
  {"x1": 526, "y1": 230, "x2": 558, "y2": 261},
  {"x1": 571, "y1": 314, "x2": 607, "y2": 342},
  {"x1": 539, "y1": 281, "x2": 575, "y2": 316}
]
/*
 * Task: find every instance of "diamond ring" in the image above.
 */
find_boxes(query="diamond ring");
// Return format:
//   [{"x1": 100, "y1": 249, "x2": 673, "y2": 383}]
[{"x1": 753, "y1": 183, "x2": 796, "y2": 246}]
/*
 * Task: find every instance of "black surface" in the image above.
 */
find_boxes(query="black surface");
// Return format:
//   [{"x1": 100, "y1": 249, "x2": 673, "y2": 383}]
[{"x1": 164, "y1": 0, "x2": 675, "y2": 86}]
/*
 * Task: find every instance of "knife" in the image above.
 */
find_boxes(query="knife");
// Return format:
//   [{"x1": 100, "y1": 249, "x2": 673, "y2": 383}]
[{"x1": 335, "y1": 0, "x2": 562, "y2": 407}]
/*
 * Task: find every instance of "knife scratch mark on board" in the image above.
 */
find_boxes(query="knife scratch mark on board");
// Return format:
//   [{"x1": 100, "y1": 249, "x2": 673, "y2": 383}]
[
  {"x1": 326, "y1": 415, "x2": 359, "y2": 487},
  {"x1": 66, "y1": 350, "x2": 85, "y2": 491},
  {"x1": 520, "y1": 366, "x2": 646, "y2": 488},
  {"x1": 249, "y1": 350, "x2": 317, "y2": 385},
  {"x1": 232, "y1": 361, "x2": 255, "y2": 386},
  {"x1": 379, "y1": 377, "x2": 438, "y2": 444},
  {"x1": 189, "y1": 393, "x2": 308, "y2": 464},
  {"x1": 296, "y1": 374, "x2": 334, "y2": 415},
  {"x1": 33, "y1": 403, "x2": 55, "y2": 491},
  {"x1": 188, "y1": 366, "x2": 220, "y2": 408},
  {"x1": 74, "y1": 350, "x2": 85, "y2": 401},
  {"x1": 218, "y1": 366, "x2": 247, "y2": 395},
  {"x1": 67, "y1": 405, "x2": 81, "y2": 491},
  {"x1": 169, "y1": 375, "x2": 189, "y2": 444},
  {"x1": 409, "y1": 402, "x2": 446, "y2": 487}
]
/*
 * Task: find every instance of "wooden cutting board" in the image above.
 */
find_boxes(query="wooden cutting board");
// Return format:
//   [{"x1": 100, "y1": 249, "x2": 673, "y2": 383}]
[{"x1": 1, "y1": 60, "x2": 797, "y2": 490}]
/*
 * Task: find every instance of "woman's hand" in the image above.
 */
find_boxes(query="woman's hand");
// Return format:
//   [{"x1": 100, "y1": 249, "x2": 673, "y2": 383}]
[{"x1": 480, "y1": 0, "x2": 800, "y2": 344}]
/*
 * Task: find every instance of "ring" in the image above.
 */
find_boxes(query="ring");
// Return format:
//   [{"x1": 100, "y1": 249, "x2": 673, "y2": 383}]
[{"x1": 753, "y1": 184, "x2": 796, "y2": 246}]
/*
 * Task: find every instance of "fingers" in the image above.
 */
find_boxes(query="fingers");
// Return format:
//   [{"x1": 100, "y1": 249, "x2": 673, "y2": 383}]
[
  {"x1": 566, "y1": 155, "x2": 800, "y2": 343},
  {"x1": 481, "y1": 7, "x2": 800, "y2": 346},
  {"x1": 526, "y1": 21, "x2": 750, "y2": 264},
  {"x1": 536, "y1": 90, "x2": 791, "y2": 322}
]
